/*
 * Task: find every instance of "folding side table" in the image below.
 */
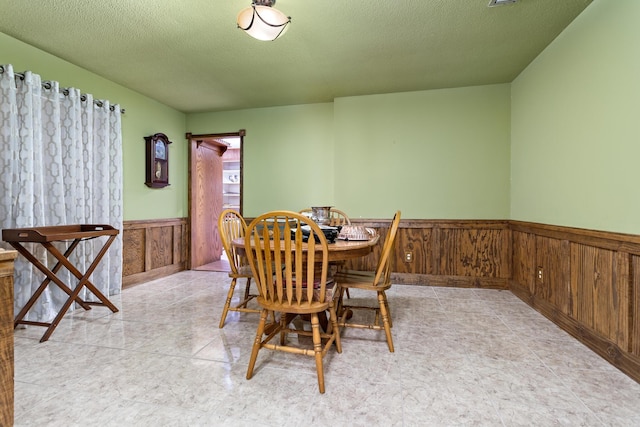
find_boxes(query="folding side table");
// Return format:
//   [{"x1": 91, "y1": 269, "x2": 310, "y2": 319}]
[{"x1": 2, "y1": 224, "x2": 119, "y2": 342}]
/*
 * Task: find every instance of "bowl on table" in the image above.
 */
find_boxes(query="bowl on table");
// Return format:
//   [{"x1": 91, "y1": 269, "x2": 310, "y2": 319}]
[{"x1": 337, "y1": 225, "x2": 376, "y2": 241}]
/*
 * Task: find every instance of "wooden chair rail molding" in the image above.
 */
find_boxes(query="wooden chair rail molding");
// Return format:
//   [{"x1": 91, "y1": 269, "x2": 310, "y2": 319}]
[
  {"x1": 510, "y1": 220, "x2": 640, "y2": 255},
  {"x1": 121, "y1": 217, "x2": 640, "y2": 383}
]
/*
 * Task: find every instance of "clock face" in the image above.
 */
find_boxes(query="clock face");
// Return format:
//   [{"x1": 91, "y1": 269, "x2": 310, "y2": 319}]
[{"x1": 155, "y1": 141, "x2": 166, "y2": 160}]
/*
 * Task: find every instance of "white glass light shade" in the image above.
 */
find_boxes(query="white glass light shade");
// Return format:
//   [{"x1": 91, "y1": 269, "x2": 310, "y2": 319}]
[{"x1": 237, "y1": 5, "x2": 290, "y2": 41}]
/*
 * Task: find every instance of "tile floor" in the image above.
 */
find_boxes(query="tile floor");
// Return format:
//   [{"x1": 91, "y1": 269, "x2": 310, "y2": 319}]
[{"x1": 13, "y1": 270, "x2": 640, "y2": 426}]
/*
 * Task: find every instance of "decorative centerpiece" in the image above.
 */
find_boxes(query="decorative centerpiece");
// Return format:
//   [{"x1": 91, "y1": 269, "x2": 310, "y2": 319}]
[{"x1": 311, "y1": 206, "x2": 332, "y2": 225}]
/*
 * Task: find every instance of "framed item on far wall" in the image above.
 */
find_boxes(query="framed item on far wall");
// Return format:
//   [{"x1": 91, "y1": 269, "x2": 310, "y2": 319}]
[{"x1": 144, "y1": 133, "x2": 172, "y2": 188}]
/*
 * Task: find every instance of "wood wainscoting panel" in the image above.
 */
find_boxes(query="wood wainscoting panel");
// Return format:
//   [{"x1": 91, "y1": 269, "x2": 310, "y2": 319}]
[
  {"x1": 633, "y1": 254, "x2": 640, "y2": 357},
  {"x1": 122, "y1": 227, "x2": 145, "y2": 276},
  {"x1": 570, "y1": 244, "x2": 629, "y2": 350},
  {"x1": 512, "y1": 231, "x2": 536, "y2": 296},
  {"x1": 348, "y1": 219, "x2": 510, "y2": 289},
  {"x1": 510, "y1": 220, "x2": 640, "y2": 383},
  {"x1": 123, "y1": 218, "x2": 188, "y2": 288},
  {"x1": 439, "y1": 227, "x2": 510, "y2": 278},
  {"x1": 148, "y1": 226, "x2": 175, "y2": 270},
  {"x1": 395, "y1": 226, "x2": 431, "y2": 275},
  {"x1": 535, "y1": 235, "x2": 571, "y2": 315},
  {"x1": 614, "y1": 251, "x2": 631, "y2": 350},
  {"x1": 175, "y1": 224, "x2": 187, "y2": 270}
]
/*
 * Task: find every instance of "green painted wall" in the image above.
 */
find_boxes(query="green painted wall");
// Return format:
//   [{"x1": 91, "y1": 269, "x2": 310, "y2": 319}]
[
  {"x1": 1, "y1": 32, "x2": 187, "y2": 221},
  {"x1": 6, "y1": 26, "x2": 511, "y2": 223},
  {"x1": 188, "y1": 85, "x2": 511, "y2": 219},
  {"x1": 188, "y1": 103, "x2": 335, "y2": 216},
  {"x1": 511, "y1": 0, "x2": 640, "y2": 234},
  {"x1": 333, "y1": 85, "x2": 511, "y2": 219}
]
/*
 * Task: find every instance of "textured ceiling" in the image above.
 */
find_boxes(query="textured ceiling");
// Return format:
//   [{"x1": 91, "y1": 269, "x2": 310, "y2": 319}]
[{"x1": 0, "y1": 0, "x2": 593, "y2": 113}]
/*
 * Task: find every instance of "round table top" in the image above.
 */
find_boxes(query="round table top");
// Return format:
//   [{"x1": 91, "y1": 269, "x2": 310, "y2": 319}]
[{"x1": 232, "y1": 234, "x2": 379, "y2": 262}]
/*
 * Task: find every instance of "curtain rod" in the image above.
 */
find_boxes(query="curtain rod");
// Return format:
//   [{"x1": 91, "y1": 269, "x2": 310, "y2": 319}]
[{"x1": 0, "y1": 65, "x2": 125, "y2": 114}]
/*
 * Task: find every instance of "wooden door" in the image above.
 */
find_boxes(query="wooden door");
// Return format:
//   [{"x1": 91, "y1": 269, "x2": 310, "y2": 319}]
[
  {"x1": 187, "y1": 134, "x2": 227, "y2": 269},
  {"x1": 186, "y1": 131, "x2": 244, "y2": 270}
]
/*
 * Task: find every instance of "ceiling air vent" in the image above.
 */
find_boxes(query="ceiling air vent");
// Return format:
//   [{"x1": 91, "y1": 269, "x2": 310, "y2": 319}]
[{"x1": 488, "y1": 0, "x2": 517, "y2": 6}]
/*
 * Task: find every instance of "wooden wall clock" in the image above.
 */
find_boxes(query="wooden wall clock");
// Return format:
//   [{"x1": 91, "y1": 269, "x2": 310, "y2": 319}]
[{"x1": 144, "y1": 133, "x2": 172, "y2": 188}]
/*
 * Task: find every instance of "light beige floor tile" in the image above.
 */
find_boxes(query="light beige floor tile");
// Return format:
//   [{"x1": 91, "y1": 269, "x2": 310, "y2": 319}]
[
  {"x1": 403, "y1": 383, "x2": 504, "y2": 426},
  {"x1": 12, "y1": 270, "x2": 640, "y2": 426}
]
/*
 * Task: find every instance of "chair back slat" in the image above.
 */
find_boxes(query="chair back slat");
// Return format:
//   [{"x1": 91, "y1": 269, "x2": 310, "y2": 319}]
[
  {"x1": 218, "y1": 209, "x2": 248, "y2": 274},
  {"x1": 246, "y1": 211, "x2": 330, "y2": 308},
  {"x1": 372, "y1": 211, "x2": 401, "y2": 287},
  {"x1": 329, "y1": 209, "x2": 351, "y2": 226}
]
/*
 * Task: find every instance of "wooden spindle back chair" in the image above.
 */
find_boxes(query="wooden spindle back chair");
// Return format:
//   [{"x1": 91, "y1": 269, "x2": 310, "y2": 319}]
[
  {"x1": 217, "y1": 209, "x2": 259, "y2": 328},
  {"x1": 245, "y1": 210, "x2": 342, "y2": 393},
  {"x1": 328, "y1": 208, "x2": 351, "y2": 226},
  {"x1": 335, "y1": 210, "x2": 401, "y2": 352}
]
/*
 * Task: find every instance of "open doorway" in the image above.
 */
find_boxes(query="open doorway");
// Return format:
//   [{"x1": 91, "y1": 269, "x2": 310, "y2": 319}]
[
  {"x1": 221, "y1": 137, "x2": 242, "y2": 214},
  {"x1": 216, "y1": 136, "x2": 242, "y2": 271},
  {"x1": 186, "y1": 130, "x2": 244, "y2": 271}
]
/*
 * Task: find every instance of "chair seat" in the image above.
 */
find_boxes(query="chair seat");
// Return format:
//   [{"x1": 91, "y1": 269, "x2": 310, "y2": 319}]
[
  {"x1": 232, "y1": 263, "x2": 280, "y2": 279},
  {"x1": 309, "y1": 280, "x2": 337, "y2": 302},
  {"x1": 257, "y1": 281, "x2": 337, "y2": 313},
  {"x1": 292, "y1": 275, "x2": 336, "y2": 298},
  {"x1": 334, "y1": 271, "x2": 392, "y2": 291},
  {"x1": 257, "y1": 297, "x2": 331, "y2": 314},
  {"x1": 231, "y1": 264, "x2": 253, "y2": 278},
  {"x1": 335, "y1": 269, "x2": 374, "y2": 279}
]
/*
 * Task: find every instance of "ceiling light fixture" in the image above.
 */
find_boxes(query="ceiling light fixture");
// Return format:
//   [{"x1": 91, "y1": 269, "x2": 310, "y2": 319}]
[{"x1": 237, "y1": 0, "x2": 291, "y2": 41}]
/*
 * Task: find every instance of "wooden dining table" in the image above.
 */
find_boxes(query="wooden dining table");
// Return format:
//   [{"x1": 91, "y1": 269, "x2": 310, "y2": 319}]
[
  {"x1": 231, "y1": 234, "x2": 379, "y2": 262},
  {"x1": 231, "y1": 233, "x2": 379, "y2": 331}
]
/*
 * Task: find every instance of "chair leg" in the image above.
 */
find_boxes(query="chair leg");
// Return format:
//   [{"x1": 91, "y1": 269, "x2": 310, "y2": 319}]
[
  {"x1": 378, "y1": 291, "x2": 394, "y2": 352},
  {"x1": 219, "y1": 277, "x2": 238, "y2": 328},
  {"x1": 311, "y1": 313, "x2": 325, "y2": 394},
  {"x1": 328, "y1": 302, "x2": 342, "y2": 353},
  {"x1": 381, "y1": 291, "x2": 392, "y2": 328},
  {"x1": 335, "y1": 262, "x2": 351, "y2": 299},
  {"x1": 241, "y1": 277, "x2": 252, "y2": 308},
  {"x1": 280, "y1": 314, "x2": 288, "y2": 346},
  {"x1": 247, "y1": 309, "x2": 268, "y2": 380},
  {"x1": 335, "y1": 286, "x2": 346, "y2": 319}
]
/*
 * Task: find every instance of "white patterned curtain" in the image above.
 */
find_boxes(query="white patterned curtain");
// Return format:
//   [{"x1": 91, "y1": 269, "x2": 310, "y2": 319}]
[{"x1": 0, "y1": 64, "x2": 123, "y2": 322}]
